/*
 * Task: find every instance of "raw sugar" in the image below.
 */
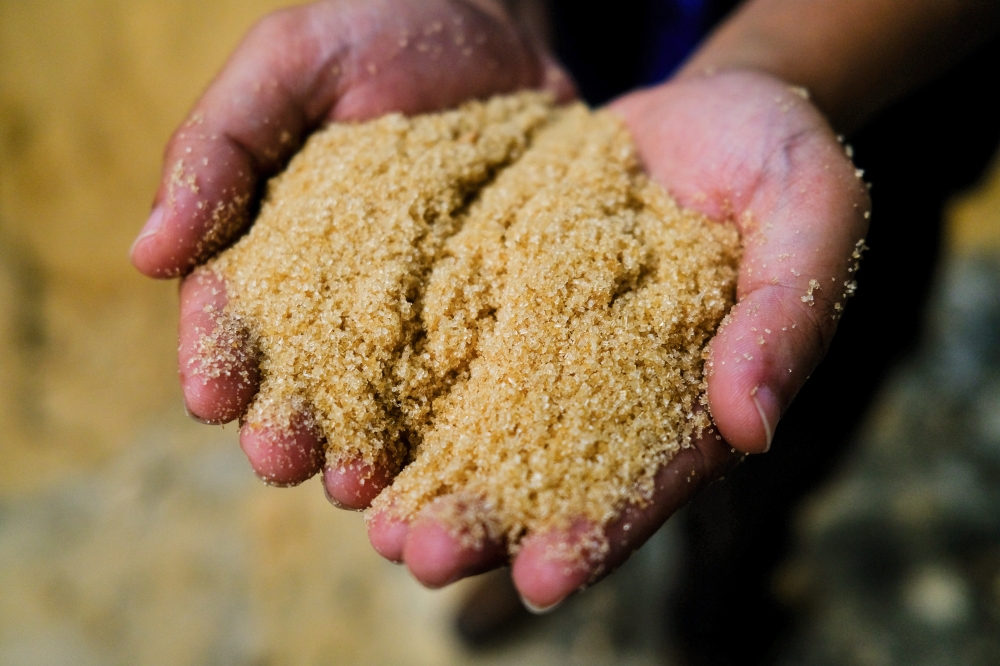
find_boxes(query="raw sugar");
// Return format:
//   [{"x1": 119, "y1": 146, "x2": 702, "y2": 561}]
[{"x1": 208, "y1": 93, "x2": 741, "y2": 547}]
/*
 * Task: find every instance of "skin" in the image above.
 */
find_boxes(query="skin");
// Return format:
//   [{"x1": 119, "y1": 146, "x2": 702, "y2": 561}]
[
  {"x1": 680, "y1": 0, "x2": 1000, "y2": 134},
  {"x1": 131, "y1": 0, "x2": 1000, "y2": 609}
]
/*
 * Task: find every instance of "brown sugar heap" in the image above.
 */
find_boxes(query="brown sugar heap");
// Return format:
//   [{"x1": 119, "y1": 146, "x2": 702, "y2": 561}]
[{"x1": 209, "y1": 93, "x2": 741, "y2": 548}]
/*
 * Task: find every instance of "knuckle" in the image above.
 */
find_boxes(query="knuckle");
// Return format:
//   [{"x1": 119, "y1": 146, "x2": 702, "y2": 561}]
[
  {"x1": 762, "y1": 281, "x2": 839, "y2": 364},
  {"x1": 796, "y1": 294, "x2": 838, "y2": 359}
]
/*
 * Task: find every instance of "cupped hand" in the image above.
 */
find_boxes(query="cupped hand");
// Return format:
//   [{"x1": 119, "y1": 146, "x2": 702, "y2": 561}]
[
  {"x1": 366, "y1": 70, "x2": 871, "y2": 609},
  {"x1": 133, "y1": 0, "x2": 869, "y2": 612},
  {"x1": 132, "y1": 0, "x2": 571, "y2": 494}
]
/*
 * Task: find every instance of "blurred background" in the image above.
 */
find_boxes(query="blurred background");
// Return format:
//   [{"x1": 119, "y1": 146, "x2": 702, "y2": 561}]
[{"x1": 1, "y1": 2, "x2": 999, "y2": 665}]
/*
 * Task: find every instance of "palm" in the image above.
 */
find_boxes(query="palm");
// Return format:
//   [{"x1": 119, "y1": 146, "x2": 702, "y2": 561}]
[{"x1": 611, "y1": 71, "x2": 870, "y2": 454}]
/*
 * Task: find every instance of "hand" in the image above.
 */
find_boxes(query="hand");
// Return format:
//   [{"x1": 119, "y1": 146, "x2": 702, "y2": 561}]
[
  {"x1": 366, "y1": 70, "x2": 870, "y2": 609},
  {"x1": 131, "y1": 0, "x2": 868, "y2": 611},
  {"x1": 131, "y1": 0, "x2": 571, "y2": 488}
]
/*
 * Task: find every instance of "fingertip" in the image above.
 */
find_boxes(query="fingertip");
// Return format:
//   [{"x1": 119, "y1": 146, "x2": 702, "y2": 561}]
[
  {"x1": 705, "y1": 293, "x2": 803, "y2": 454},
  {"x1": 183, "y1": 378, "x2": 254, "y2": 425},
  {"x1": 129, "y1": 206, "x2": 170, "y2": 277},
  {"x1": 708, "y1": 379, "x2": 777, "y2": 455},
  {"x1": 323, "y1": 459, "x2": 393, "y2": 510},
  {"x1": 404, "y1": 519, "x2": 467, "y2": 588},
  {"x1": 511, "y1": 433, "x2": 743, "y2": 611},
  {"x1": 403, "y1": 513, "x2": 505, "y2": 589},
  {"x1": 366, "y1": 511, "x2": 409, "y2": 563},
  {"x1": 239, "y1": 416, "x2": 325, "y2": 486},
  {"x1": 708, "y1": 378, "x2": 775, "y2": 455},
  {"x1": 178, "y1": 271, "x2": 259, "y2": 423},
  {"x1": 510, "y1": 530, "x2": 590, "y2": 612},
  {"x1": 138, "y1": 128, "x2": 258, "y2": 276}
]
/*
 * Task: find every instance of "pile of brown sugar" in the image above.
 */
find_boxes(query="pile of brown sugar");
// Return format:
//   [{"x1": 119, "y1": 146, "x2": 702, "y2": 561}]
[{"x1": 209, "y1": 93, "x2": 741, "y2": 549}]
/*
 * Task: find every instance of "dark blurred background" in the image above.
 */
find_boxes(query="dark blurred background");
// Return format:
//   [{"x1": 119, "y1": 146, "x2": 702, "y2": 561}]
[{"x1": 1, "y1": 2, "x2": 999, "y2": 664}]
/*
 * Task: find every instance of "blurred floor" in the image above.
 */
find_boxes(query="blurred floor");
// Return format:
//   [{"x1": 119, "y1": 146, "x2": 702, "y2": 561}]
[
  {"x1": 773, "y1": 254, "x2": 1000, "y2": 666},
  {"x1": 767, "y1": 161, "x2": 1000, "y2": 666},
  {"x1": 1, "y1": 2, "x2": 1000, "y2": 665}
]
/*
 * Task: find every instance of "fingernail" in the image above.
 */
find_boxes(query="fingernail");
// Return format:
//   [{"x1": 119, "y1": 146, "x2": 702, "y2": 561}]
[
  {"x1": 519, "y1": 594, "x2": 563, "y2": 615},
  {"x1": 130, "y1": 206, "x2": 165, "y2": 257},
  {"x1": 258, "y1": 475, "x2": 297, "y2": 489},
  {"x1": 184, "y1": 403, "x2": 221, "y2": 426},
  {"x1": 323, "y1": 488, "x2": 348, "y2": 510},
  {"x1": 750, "y1": 384, "x2": 780, "y2": 452}
]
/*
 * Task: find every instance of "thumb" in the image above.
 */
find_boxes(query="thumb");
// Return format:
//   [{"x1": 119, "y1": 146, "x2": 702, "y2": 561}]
[
  {"x1": 705, "y1": 119, "x2": 870, "y2": 454},
  {"x1": 610, "y1": 72, "x2": 871, "y2": 455}
]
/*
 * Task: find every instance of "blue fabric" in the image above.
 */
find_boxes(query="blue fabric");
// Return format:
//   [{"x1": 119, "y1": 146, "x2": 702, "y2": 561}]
[
  {"x1": 550, "y1": 0, "x2": 712, "y2": 105},
  {"x1": 639, "y1": 0, "x2": 709, "y2": 85}
]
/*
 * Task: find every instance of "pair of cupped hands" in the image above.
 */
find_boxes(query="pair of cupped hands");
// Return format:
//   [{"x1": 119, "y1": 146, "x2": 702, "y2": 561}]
[{"x1": 130, "y1": 0, "x2": 869, "y2": 610}]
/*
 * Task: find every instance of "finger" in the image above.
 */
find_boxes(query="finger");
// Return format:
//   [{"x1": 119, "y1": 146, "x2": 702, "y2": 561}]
[
  {"x1": 131, "y1": 0, "x2": 566, "y2": 278},
  {"x1": 328, "y1": 1, "x2": 568, "y2": 122},
  {"x1": 323, "y1": 458, "x2": 394, "y2": 510},
  {"x1": 610, "y1": 71, "x2": 871, "y2": 453},
  {"x1": 178, "y1": 270, "x2": 258, "y2": 423},
  {"x1": 508, "y1": 520, "x2": 596, "y2": 612},
  {"x1": 366, "y1": 510, "x2": 410, "y2": 563},
  {"x1": 180, "y1": 270, "x2": 323, "y2": 486},
  {"x1": 239, "y1": 410, "x2": 325, "y2": 486},
  {"x1": 512, "y1": 431, "x2": 740, "y2": 611},
  {"x1": 401, "y1": 499, "x2": 506, "y2": 588},
  {"x1": 702, "y1": 93, "x2": 870, "y2": 454}
]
